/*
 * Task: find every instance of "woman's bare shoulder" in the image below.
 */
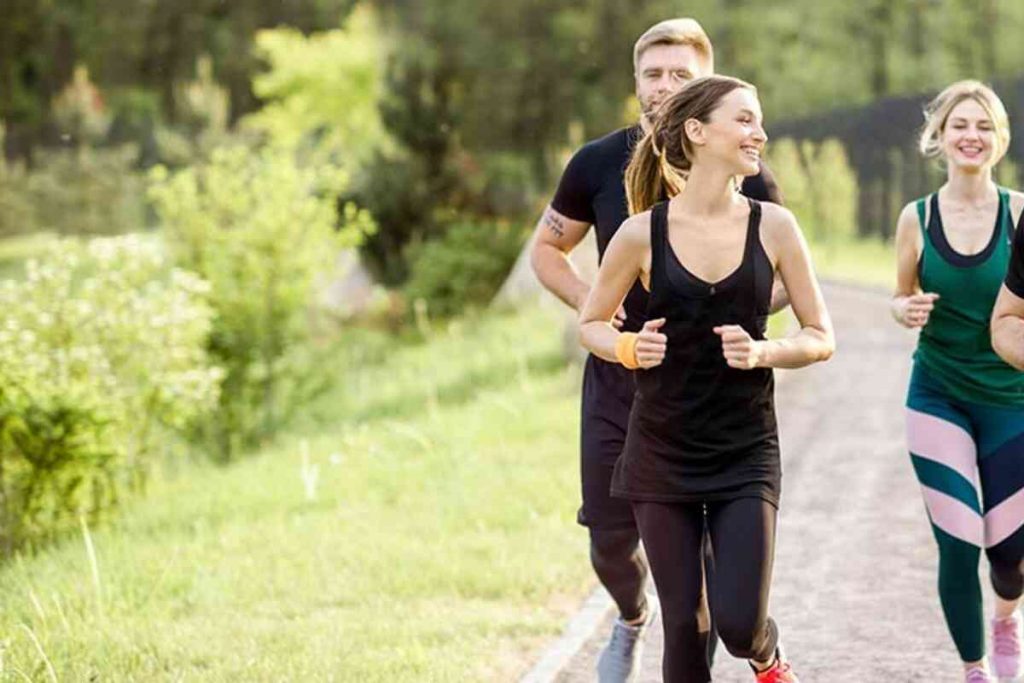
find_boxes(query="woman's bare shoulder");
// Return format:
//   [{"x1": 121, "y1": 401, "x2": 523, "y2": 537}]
[{"x1": 612, "y1": 210, "x2": 654, "y2": 248}]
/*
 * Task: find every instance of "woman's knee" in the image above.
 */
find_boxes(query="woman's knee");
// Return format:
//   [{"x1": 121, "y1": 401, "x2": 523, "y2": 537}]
[
  {"x1": 661, "y1": 609, "x2": 709, "y2": 652},
  {"x1": 935, "y1": 536, "x2": 981, "y2": 583},
  {"x1": 715, "y1": 612, "x2": 771, "y2": 659},
  {"x1": 987, "y1": 547, "x2": 1024, "y2": 600}
]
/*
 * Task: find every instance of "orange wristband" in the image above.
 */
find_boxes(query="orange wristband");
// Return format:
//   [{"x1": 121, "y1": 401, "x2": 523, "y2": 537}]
[{"x1": 615, "y1": 332, "x2": 640, "y2": 369}]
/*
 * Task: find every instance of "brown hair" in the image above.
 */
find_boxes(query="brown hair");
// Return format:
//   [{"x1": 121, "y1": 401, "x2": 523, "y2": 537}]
[
  {"x1": 633, "y1": 18, "x2": 714, "y2": 73},
  {"x1": 625, "y1": 75, "x2": 754, "y2": 215},
  {"x1": 919, "y1": 80, "x2": 1010, "y2": 165}
]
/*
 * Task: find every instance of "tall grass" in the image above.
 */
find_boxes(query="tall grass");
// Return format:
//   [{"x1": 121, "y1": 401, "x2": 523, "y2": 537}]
[
  {"x1": 0, "y1": 306, "x2": 593, "y2": 681},
  {"x1": 808, "y1": 236, "x2": 893, "y2": 290}
]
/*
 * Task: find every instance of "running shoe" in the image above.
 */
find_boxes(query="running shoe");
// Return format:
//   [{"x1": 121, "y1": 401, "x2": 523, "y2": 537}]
[
  {"x1": 964, "y1": 666, "x2": 995, "y2": 683},
  {"x1": 596, "y1": 597, "x2": 658, "y2": 683},
  {"x1": 992, "y1": 612, "x2": 1023, "y2": 680},
  {"x1": 752, "y1": 645, "x2": 799, "y2": 683}
]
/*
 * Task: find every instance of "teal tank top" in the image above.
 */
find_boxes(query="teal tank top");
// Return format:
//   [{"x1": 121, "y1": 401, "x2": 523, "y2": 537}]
[{"x1": 914, "y1": 188, "x2": 1024, "y2": 406}]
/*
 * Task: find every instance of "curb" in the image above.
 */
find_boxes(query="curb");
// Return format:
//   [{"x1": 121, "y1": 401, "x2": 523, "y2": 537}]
[{"x1": 519, "y1": 586, "x2": 614, "y2": 683}]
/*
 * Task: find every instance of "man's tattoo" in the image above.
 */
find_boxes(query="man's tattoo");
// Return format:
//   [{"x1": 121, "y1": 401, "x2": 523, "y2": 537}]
[{"x1": 544, "y1": 211, "x2": 566, "y2": 238}]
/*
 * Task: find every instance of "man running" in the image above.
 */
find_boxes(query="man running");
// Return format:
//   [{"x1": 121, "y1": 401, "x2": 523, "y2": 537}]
[
  {"x1": 993, "y1": 202, "x2": 1024, "y2": 370},
  {"x1": 529, "y1": 18, "x2": 784, "y2": 682}
]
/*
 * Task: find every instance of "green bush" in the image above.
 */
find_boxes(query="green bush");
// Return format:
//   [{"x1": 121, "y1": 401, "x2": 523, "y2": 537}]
[
  {"x1": 765, "y1": 136, "x2": 860, "y2": 244},
  {"x1": 148, "y1": 146, "x2": 373, "y2": 456},
  {"x1": 0, "y1": 145, "x2": 147, "y2": 239},
  {"x1": 404, "y1": 218, "x2": 526, "y2": 318},
  {"x1": 349, "y1": 151, "x2": 446, "y2": 285},
  {"x1": 764, "y1": 138, "x2": 814, "y2": 236},
  {"x1": 998, "y1": 157, "x2": 1020, "y2": 190},
  {"x1": 0, "y1": 236, "x2": 221, "y2": 552},
  {"x1": 244, "y1": 7, "x2": 388, "y2": 171},
  {"x1": 474, "y1": 152, "x2": 542, "y2": 218},
  {"x1": 807, "y1": 139, "x2": 859, "y2": 244}
]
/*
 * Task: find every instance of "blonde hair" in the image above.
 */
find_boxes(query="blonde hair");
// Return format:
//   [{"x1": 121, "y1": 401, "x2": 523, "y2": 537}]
[
  {"x1": 625, "y1": 75, "x2": 754, "y2": 215},
  {"x1": 919, "y1": 80, "x2": 1010, "y2": 164},
  {"x1": 633, "y1": 18, "x2": 714, "y2": 73}
]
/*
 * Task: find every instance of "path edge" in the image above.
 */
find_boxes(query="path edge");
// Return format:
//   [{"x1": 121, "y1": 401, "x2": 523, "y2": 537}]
[{"x1": 518, "y1": 586, "x2": 613, "y2": 683}]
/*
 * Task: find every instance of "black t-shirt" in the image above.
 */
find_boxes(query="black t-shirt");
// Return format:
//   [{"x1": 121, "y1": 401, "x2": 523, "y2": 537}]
[
  {"x1": 1007, "y1": 215, "x2": 1024, "y2": 298},
  {"x1": 551, "y1": 125, "x2": 782, "y2": 332}
]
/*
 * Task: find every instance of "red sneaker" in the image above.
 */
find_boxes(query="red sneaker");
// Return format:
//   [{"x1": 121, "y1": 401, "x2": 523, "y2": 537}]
[{"x1": 753, "y1": 649, "x2": 799, "y2": 683}]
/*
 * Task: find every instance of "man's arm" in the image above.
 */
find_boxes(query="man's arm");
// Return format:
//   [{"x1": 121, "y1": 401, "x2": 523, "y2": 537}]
[
  {"x1": 992, "y1": 191, "x2": 1024, "y2": 369},
  {"x1": 529, "y1": 205, "x2": 593, "y2": 311},
  {"x1": 992, "y1": 287, "x2": 1024, "y2": 370}
]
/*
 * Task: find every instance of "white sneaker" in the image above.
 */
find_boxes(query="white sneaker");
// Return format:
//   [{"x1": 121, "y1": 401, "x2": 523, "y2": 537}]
[
  {"x1": 965, "y1": 665, "x2": 996, "y2": 683},
  {"x1": 596, "y1": 598, "x2": 658, "y2": 683}
]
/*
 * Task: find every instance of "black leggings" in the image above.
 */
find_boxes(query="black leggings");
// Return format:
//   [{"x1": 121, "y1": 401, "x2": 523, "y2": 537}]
[{"x1": 633, "y1": 497, "x2": 778, "y2": 683}]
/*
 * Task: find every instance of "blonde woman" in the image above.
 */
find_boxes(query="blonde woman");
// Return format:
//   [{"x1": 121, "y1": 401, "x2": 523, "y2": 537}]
[
  {"x1": 893, "y1": 80, "x2": 1024, "y2": 683},
  {"x1": 579, "y1": 75, "x2": 832, "y2": 683}
]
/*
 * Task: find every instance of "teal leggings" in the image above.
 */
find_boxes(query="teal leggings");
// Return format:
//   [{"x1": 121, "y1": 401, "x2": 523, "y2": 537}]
[{"x1": 907, "y1": 363, "x2": 1024, "y2": 662}]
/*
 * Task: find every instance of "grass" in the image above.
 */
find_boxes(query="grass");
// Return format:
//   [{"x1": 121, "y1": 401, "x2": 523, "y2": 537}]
[
  {"x1": 0, "y1": 229, "x2": 894, "y2": 294},
  {"x1": 0, "y1": 232, "x2": 165, "y2": 282},
  {"x1": 0, "y1": 229, "x2": 892, "y2": 681},
  {"x1": 0, "y1": 306, "x2": 593, "y2": 682},
  {"x1": 0, "y1": 232, "x2": 59, "y2": 280},
  {"x1": 807, "y1": 235, "x2": 894, "y2": 291},
  {"x1": 761, "y1": 234, "x2": 894, "y2": 336}
]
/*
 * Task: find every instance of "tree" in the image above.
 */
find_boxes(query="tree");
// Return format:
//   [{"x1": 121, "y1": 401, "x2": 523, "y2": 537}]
[
  {"x1": 0, "y1": 0, "x2": 359, "y2": 160},
  {"x1": 244, "y1": 5, "x2": 389, "y2": 170}
]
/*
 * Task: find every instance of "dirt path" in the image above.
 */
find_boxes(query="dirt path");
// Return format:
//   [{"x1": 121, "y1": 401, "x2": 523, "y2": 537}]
[{"x1": 552, "y1": 283, "x2": 983, "y2": 682}]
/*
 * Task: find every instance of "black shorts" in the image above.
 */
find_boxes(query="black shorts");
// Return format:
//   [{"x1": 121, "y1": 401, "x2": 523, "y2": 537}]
[{"x1": 577, "y1": 355, "x2": 637, "y2": 530}]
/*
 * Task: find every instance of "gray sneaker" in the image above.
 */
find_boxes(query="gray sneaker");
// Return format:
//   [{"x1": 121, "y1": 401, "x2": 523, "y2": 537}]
[{"x1": 596, "y1": 599, "x2": 658, "y2": 683}]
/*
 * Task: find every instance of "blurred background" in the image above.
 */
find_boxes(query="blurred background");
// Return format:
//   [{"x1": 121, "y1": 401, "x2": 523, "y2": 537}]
[{"x1": 1, "y1": 1, "x2": 1023, "y2": 679}]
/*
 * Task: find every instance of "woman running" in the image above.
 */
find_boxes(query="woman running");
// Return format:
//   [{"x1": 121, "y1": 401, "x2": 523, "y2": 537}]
[
  {"x1": 578, "y1": 75, "x2": 833, "y2": 683},
  {"x1": 892, "y1": 80, "x2": 1024, "y2": 683}
]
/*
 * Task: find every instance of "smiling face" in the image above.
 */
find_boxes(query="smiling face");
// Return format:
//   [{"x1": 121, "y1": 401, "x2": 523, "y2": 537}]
[
  {"x1": 635, "y1": 43, "x2": 711, "y2": 125},
  {"x1": 686, "y1": 86, "x2": 766, "y2": 176},
  {"x1": 940, "y1": 97, "x2": 998, "y2": 173}
]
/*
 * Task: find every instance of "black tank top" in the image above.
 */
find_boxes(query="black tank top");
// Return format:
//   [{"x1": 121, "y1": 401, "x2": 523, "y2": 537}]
[{"x1": 611, "y1": 199, "x2": 781, "y2": 505}]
